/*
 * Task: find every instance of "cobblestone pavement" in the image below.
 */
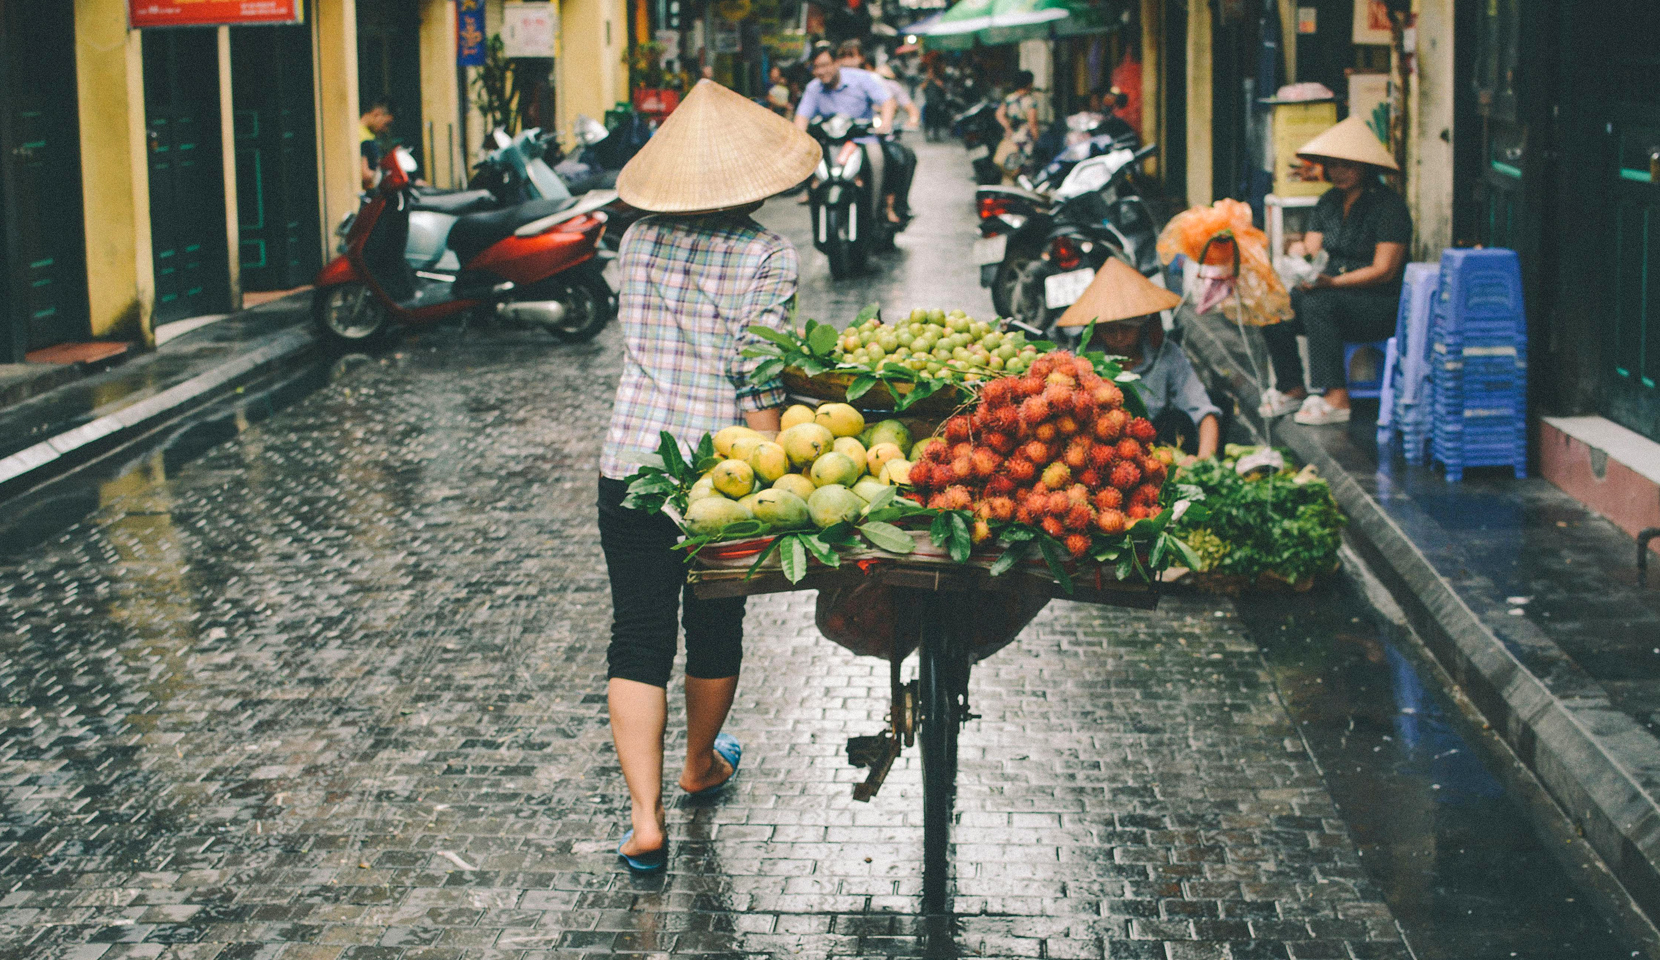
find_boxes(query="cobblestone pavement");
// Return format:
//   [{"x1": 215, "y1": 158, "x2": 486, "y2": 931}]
[{"x1": 0, "y1": 147, "x2": 1406, "y2": 959}]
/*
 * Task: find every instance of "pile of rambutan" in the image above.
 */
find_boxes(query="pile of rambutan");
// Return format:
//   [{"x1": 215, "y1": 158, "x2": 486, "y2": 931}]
[{"x1": 906, "y1": 351, "x2": 1166, "y2": 559}]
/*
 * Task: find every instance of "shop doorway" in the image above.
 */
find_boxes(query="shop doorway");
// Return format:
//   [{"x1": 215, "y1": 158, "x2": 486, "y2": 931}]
[
  {"x1": 143, "y1": 28, "x2": 231, "y2": 327},
  {"x1": 231, "y1": 23, "x2": 322, "y2": 291},
  {"x1": 1599, "y1": 1, "x2": 1660, "y2": 440},
  {"x1": 357, "y1": 0, "x2": 426, "y2": 178},
  {"x1": 0, "y1": 0, "x2": 91, "y2": 363}
]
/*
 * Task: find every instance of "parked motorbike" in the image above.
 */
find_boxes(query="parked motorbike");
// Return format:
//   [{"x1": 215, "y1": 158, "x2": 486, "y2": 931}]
[
  {"x1": 977, "y1": 143, "x2": 1163, "y2": 339},
  {"x1": 954, "y1": 101, "x2": 1005, "y2": 186},
  {"x1": 807, "y1": 115, "x2": 900, "y2": 280},
  {"x1": 312, "y1": 147, "x2": 614, "y2": 349}
]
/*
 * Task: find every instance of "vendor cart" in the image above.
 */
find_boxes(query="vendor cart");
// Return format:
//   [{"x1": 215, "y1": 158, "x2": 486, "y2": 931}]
[{"x1": 690, "y1": 530, "x2": 1158, "y2": 913}]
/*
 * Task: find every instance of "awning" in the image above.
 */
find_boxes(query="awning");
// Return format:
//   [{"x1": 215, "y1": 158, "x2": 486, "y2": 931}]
[{"x1": 913, "y1": 0, "x2": 1119, "y2": 48}]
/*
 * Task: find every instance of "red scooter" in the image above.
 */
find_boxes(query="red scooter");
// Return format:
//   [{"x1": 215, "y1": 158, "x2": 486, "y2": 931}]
[{"x1": 312, "y1": 147, "x2": 615, "y2": 348}]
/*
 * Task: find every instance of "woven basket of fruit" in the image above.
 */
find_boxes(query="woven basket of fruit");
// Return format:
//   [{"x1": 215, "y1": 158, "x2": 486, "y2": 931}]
[{"x1": 781, "y1": 367, "x2": 966, "y2": 417}]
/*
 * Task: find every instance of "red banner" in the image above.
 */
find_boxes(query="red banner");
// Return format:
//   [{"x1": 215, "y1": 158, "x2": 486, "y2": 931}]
[{"x1": 129, "y1": 0, "x2": 301, "y2": 29}]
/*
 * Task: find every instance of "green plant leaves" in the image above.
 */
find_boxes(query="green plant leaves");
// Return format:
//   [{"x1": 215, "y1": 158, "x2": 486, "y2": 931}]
[
  {"x1": 807, "y1": 324, "x2": 841, "y2": 356},
  {"x1": 859, "y1": 521, "x2": 915, "y2": 554},
  {"x1": 780, "y1": 536, "x2": 807, "y2": 583}
]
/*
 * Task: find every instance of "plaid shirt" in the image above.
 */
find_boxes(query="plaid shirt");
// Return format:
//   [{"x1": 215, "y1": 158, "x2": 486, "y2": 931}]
[{"x1": 600, "y1": 214, "x2": 798, "y2": 479}]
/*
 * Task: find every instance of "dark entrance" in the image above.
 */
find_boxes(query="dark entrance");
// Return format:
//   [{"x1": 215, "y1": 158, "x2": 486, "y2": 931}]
[
  {"x1": 0, "y1": 0, "x2": 91, "y2": 363},
  {"x1": 143, "y1": 28, "x2": 232, "y2": 326},
  {"x1": 1600, "y1": 4, "x2": 1660, "y2": 441},
  {"x1": 231, "y1": 23, "x2": 322, "y2": 291},
  {"x1": 357, "y1": 0, "x2": 425, "y2": 177}
]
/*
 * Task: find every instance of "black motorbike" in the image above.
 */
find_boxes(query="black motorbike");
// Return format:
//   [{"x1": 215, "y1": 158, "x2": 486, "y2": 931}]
[
  {"x1": 807, "y1": 115, "x2": 899, "y2": 279},
  {"x1": 985, "y1": 143, "x2": 1163, "y2": 340},
  {"x1": 954, "y1": 101, "x2": 1005, "y2": 186}
]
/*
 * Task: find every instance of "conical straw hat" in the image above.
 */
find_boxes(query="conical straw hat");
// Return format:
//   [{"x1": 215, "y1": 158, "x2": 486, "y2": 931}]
[
  {"x1": 1056, "y1": 258, "x2": 1183, "y2": 328},
  {"x1": 1295, "y1": 115, "x2": 1398, "y2": 171},
  {"x1": 617, "y1": 80, "x2": 821, "y2": 214}
]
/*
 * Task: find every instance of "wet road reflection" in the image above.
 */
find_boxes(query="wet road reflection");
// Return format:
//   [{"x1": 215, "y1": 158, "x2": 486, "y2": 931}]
[{"x1": 1236, "y1": 576, "x2": 1639, "y2": 960}]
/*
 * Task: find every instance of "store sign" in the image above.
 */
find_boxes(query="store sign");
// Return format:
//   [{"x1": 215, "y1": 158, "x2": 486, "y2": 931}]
[
  {"x1": 129, "y1": 0, "x2": 300, "y2": 28},
  {"x1": 502, "y1": 2, "x2": 559, "y2": 58},
  {"x1": 711, "y1": 20, "x2": 741, "y2": 54},
  {"x1": 457, "y1": 0, "x2": 487, "y2": 66}
]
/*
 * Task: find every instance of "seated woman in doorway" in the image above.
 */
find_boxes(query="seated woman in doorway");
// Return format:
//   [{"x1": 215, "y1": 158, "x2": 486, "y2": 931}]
[
  {"x1": 1257, "y1": 117, "x2": 1412, "y2": 426},
  {"x1": 1059, "y1": 259, "x2": 1222, "y2": 460}
]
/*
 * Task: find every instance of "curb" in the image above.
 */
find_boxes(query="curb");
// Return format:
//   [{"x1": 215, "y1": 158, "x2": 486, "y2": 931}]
[
  {"x1": 1178, "y1": 309, "x2": 1660, "y2": 925},
  {"x1": 0, "y1": 327, "x2": 317, "y2": 502}
]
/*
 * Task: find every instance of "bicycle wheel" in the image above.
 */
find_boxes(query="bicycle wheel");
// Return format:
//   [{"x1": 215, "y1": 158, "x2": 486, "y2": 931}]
[{"x1": 918, "y1": 592, "x2": 967, "y2": 914}]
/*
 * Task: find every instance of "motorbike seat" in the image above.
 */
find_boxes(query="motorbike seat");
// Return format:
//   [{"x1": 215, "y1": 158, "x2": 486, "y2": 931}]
[
  {"x1": 447, "y1": 197, "x2": 576, "y2": 264},
  {"x1": 410, "y1": 188, "x2": 499, "y2": 216},
  {"x1": 978, "y1": 185, "x2": 1051, "y2": 206}
]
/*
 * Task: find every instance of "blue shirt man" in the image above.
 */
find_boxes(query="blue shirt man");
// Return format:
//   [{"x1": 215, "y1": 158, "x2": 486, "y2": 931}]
[
  {"x1": 795, "y1": 45, "x2": 897, "y2": 221},
  {"x1": 794, "y1": 52, "x2": 893, "y2": 130}
]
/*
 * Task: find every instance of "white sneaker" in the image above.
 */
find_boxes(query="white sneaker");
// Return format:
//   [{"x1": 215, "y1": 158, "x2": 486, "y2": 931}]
[
  {"x1": 1258, "y1": 388, "x2": 1301, "y2": 417},
  {"x1": 1293, "y1": 394, "x2": 1351, "y2": 425}
]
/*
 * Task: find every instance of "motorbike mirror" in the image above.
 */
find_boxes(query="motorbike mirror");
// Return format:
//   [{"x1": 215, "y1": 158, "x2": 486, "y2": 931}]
[
  {"x1": 574, "y1": 115, "x2": 610, "y2": 146},
  {"x1": 395, "y1": 147, "x2": 419, "y2": 173}
]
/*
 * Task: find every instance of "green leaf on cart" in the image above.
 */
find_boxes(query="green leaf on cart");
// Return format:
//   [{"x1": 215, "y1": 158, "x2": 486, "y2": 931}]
[
  {"x1": 859, "y1": 521, "x2": 915, "y2": 554},
  {"x1": 694, "y1": 455, "x2": 722, "y2": 475},
  {"x1": 657, "y1": 432, "x2": 688, "y2": 479},
  {"x1": 747, "y1": 324, "x2": 798, "y2": 349},
  {"x1": 799, "y1": 358, "x2": 828, "y2": 376},
  {"x1": 742, "y1": 536, "x2": 786, "y2": 581},
  {"x1": 989, "y1": 541, "x2": 1031, "y2": 577},
  {"x1": 801, "y1": 533, "x2": 842, "y2": 567},
  {"x1": 752, "y1": 358, "x2": 788, "y2": 384},
  {"x1": 946, "y1": 512, "x2": 972, "y2": 563},
  {"x1": 1166, "y1": 533, "x2": 1202, "y2": 571},
  {"x1": 929, "y1": 512, "x2": 953, "y2": 547},
  {"x1": 861, "y1": 486, "x2": 897, "y2": 515},
  {"x1": 1001, "y1": 525, "x2": 1036, "y2": 542},
  {"x1": 720, "y1": 519, "x2": 768, "y2": 539},
  {"x1": 1038, "y1": 537, "x2": 1075, "y2": 595},
  {"x1": 878, "y1": 362, "x2": 917, "y2": 382},
  {"x1": 855, "y1": 303, "x2": 882, "y2": 323},
  {"x1": 741, "y1": 344, "x2": 783, "y2": 359},
  {"x1": 846, "y1": 374, "x2": 879, "y2": 402},
  {"x1": 817, "y1": 521, "x2": 858, "y2": 546},
  {"x1": 807, "y1": 324, "x2": 841, "y2": 356},
  {"x1": 780, "y1": 535, "x2": 808, "y2": 583}
]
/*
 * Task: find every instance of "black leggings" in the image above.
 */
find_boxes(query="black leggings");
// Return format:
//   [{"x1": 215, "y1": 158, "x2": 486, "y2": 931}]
[
  {"x1": 1263, "y1": 285, "x2": 1398, "y2": 392},
  {"x1": 598, "y1": 477, "x2": 746, "y2": 687}
]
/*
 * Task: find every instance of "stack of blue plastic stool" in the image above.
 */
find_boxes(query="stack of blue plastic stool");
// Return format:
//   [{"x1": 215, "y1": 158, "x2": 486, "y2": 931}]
[
  {"x1": 1378, "y1": 262, "x2": 1441, "y2": 462},
  {"x1": 1427, "y1": 248, "x2": 1527, "y2": 481}
]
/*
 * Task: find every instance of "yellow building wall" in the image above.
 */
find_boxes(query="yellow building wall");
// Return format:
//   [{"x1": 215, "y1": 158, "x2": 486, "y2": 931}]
[
  {"x1": 313, "y1": 0, "x2": 362, "y2": 258},
  {"x1": 558, "y1": 0, "x2": 629, "y2": 140},
  {"x1": 74, "y1": 0, "x2": 154, "y2": 344},
  {"x1": 1184, "y1": 0, "x2": 1213, "y2": 208},
  {"x1": 420, "y1": 0, "x2": 465, "y2": 189}
]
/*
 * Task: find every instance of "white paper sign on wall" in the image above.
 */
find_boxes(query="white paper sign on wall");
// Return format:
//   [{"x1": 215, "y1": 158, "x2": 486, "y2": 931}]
[{"x1": 503, "y1": 2, "x2": 560, "y2": 58}]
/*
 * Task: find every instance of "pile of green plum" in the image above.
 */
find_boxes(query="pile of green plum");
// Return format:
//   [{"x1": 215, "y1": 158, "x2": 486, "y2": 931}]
[{"x1": 835, "y1": 308, "x2": 1043, "y2": 378}]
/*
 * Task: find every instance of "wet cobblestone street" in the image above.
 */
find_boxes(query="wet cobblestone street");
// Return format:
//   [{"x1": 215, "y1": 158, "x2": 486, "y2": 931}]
[
  {"x1": 0, "y1": 144, "x2": 1417, "y2": 959},
  {"x1": 0, "y1": 321, "x2": 1408, "y2": 959}
]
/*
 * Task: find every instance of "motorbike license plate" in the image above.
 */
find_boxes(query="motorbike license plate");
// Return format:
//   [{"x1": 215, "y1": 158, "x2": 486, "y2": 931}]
[
  {"x1": 966, "y1": 144, "x2": 991, "y2": 161},
  {"x1": 973, "y1": 234, "x2": 1007, "y2": 265},
  {"x1": 1044, "y1": 268, "x2": 1095, "y2": 309}
]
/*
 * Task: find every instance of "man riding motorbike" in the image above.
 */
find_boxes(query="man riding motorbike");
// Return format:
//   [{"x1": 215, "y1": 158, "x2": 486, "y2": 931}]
[{"x1": 795, "y1": 43, "x2": 902, "y2": 225}]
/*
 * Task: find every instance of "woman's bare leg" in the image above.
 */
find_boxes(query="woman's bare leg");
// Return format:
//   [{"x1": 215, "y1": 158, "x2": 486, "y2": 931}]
[
  {"x1": 608, "y1": 678, "x2": 668, "y2": 854},
  {"x1": 680, "y1": 675, "x2": 739, "y2": 793}
]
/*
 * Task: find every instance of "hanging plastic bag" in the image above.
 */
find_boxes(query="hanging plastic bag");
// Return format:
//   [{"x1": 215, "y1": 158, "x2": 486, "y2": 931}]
[
  {"x1": 1274, "y1": 249, "x2": 1329, "y2": 289},
  {"x1": 1156, "y1": 199, "x2": 1294, "y2": 327}
]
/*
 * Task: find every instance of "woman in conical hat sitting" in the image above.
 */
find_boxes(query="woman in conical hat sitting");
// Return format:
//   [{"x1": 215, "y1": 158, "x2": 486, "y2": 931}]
[
  {"x1": 1058, "y1": 259, "x2": 1223, "y2": 460},
  {"x1": 1257, "y1": 117, "x2": 1412, "y2": 426},
  {"x1": 597, "y1": 80, "x2": 820, "y2": 873}
]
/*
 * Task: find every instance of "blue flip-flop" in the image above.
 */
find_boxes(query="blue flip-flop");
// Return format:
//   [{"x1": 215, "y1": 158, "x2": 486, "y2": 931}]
[
  {"x1": 686, "y1": 733, "x2": 742, "y2": 799},
  {"x1": 617, "y1": 829, "x2": 667, "y2": 874}
]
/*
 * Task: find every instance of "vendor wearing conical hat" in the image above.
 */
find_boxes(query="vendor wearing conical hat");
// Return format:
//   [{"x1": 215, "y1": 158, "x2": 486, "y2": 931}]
[
  {"x1": 599, "y1": 80, "x2": 819, "y2": 874},
  {"x1": 1059, "y1": 259, "x2": 1222, "y2": 460},
  {"x1": 1258, "y1": 116, "x2": 1412, "y2": 426}
]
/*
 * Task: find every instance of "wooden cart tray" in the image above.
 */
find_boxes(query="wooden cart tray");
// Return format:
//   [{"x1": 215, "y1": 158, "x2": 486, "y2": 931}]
[{"x1": 689, "y1": 529, "x2": 1159, "y2": 610}]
